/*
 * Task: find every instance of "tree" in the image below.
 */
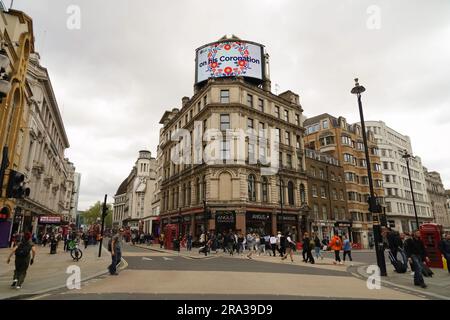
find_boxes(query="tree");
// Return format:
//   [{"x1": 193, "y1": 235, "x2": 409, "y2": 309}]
[{"x1": 81, "y1": 201, "x2": 113, "y2": 228}]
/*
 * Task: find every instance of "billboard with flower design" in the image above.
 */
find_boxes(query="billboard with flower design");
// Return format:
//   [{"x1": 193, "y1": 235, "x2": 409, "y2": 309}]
[{"x1": 195, "y1": 41, "x2": 264, "y2": 83}]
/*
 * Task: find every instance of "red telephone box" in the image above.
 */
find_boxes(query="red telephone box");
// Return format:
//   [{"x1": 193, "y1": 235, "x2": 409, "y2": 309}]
[
  {"x1": 420, "y1": 223, "x2": 443, "y2": 268},
  {"x1": 163, "y1": 224, "x2": 179, "y2": 250}
]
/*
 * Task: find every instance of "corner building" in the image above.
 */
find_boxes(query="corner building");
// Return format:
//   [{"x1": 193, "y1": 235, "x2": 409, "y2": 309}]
[
  {"x1": 303, "y1": 114, "x2": 384, "y2": 248},
  {"x1": 157, "y1": 36, "x2": 308, "y2": 241}
]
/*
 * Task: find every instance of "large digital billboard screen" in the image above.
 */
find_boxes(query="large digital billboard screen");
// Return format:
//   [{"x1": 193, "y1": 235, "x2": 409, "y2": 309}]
[{"x1": 196, "y1": 41, "x2": 264, "y2": 83}]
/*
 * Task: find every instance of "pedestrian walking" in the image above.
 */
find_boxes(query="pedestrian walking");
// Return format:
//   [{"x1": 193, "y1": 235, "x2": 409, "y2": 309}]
[
  {"x1": 186, "y1": 233, "x2": 193, "y2": 251},
  {"x1": 108, "y1": 228, "x2": 124, "y2": 275},
  {"x1": 342, "y1": 235, "x2": 353, "y2": 265},
  {"x1": 314, "y1": 234, "x2": 323, "y2": 260},
  {"x1": 281, "y1": 232, "x2": 296, "y2": 262},
  {"x1": 159, "y1": 233, "x2": 165, "y2": 249},
  {"x1": 6, "y1": 232, "x2": 36, "y2": 289},
  {"x1": 404, "y1": 230, "x2": 429, "y2": 288},
  {"x1": 302, "y1": 232, "x2": 314, "y2": 264},
  {"x1": 438, "y1": 233, "x2": 450, "y2": 273},
  {"x1": 246, "y1": 233, "x2": 256, "y2": 259},
  {"x1": 226, "y1": 231, "x2": 235, "y2": 256},
  {"x1": 49, "y1": 234, "x2": 58, "y2": 254},
  {"x1": 237, "y1": 233, "x2": 245, "y2": 255},
  {"x1": 270, "y1": 234, "x2": 277, "y2": 257},
  {"x1": 329, "y1": 234, "x2": 343, "y2": 265},
  {"x1": 278, "y1": 232, "x2": 286, "y2": 257}
]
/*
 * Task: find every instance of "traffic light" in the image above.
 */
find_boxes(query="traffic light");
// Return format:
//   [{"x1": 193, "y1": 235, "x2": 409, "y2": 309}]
[
  {"x1": 0, "y1": 207, "x2": 9, "y2": 221},
  {"x1": 6, "y1": 170, "x2": 30, "y2": 198},
  {"x1": 367, "y1": 196, "x2": 382, "y2": 213}
]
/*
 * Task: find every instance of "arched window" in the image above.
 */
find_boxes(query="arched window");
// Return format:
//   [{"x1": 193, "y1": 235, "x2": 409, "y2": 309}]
[
  {"x1": 300, "y1": 184, "x2": 306, "y2": 204},
  {"x1": 288, "y1": 181, "x2": 294, "y2": 205},
  {"x1": 248, "y1": 174, "x2": 256, "y2": 202},
  {"x1": 261, "y1": 177, "x2": 268, "y2": 203}
]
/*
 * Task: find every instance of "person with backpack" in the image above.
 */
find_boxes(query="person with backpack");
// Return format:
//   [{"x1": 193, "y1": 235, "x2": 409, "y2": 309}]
[
  {"x1": 329, "y1": 233, "x2": 343, "y2": 265},
  {"x1": 7, "y1": 232, "x2": 36, "y2": 289},
  {"x1": 108, "y1": 228, "x2": 124, "y2": 276},
  {"x1": 342, "y1": 235, "x2": 353, "y2": 265},
  {"x1": 314, "y1": 234, "x2": 323, "y2": 260}
]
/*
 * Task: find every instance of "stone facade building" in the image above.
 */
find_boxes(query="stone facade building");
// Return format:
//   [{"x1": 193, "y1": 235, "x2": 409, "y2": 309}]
[
  {"x1": 0, "y1": 9, "x2": 78, "y2": 247},
  {"x1": 303, "y1": 114, "x2": 384, "y2": 248},
  {"x1": 424, "y1": 169, "x2": 450, "y2": 232},
  {"x1": 305, "y1": 148, "x2": 349, "y2": 242},
  {"x1": 364, "y1": 121, "x2": 432, "y2": 232},
  {"x1": 113, "y1": 150, "x2": 158, "y2": 234},
  {"x1": 157, "y1": 36, "x2": 309, "y2": 241}
]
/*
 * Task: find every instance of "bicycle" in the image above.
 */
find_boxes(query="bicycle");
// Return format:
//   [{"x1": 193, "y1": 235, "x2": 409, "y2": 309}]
[{"x1": 68, "y1": 239, "x2": 83, "y2": 261}]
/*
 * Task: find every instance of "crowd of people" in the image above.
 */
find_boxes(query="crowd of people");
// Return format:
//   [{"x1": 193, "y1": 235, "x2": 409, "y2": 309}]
[
  {"x1": 171, "y1": 229, "x2": 357, "y2": 267},
  {"x1": 381, "y1": 227, "x2": 450, "y2": 288}
]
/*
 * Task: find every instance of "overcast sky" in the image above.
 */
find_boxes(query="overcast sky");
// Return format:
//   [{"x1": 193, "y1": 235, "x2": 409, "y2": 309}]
[{"x1": 12, "y1": 0, "x2": 450, "y2": 210}]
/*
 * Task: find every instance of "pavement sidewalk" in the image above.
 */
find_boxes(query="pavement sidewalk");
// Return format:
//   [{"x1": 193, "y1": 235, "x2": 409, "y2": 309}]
[
  {"x1": 0, "y1": 243, "x2": 117, "y2": 299},
  {"x1": 355, "y1": 263, "x2": 450, "y2": 300}
]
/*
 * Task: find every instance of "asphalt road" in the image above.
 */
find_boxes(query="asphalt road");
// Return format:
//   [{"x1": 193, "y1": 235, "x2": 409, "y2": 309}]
[{"x1": 29, "y1": 244, "x2": 418, "y2": 300}]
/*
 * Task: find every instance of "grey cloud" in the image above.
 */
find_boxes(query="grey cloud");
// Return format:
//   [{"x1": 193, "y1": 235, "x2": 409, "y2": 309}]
[{"x1": 14, "y1": 0, "x2": 450, "y2": 209}]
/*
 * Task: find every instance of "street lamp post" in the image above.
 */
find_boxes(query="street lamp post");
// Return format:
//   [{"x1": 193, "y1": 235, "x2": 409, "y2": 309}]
[
  {"x1": 402, "y1": 151, "x2": 420, "y2": 230},
  {"x1": 178, "y1": 208, "x2": 182, "y2": 252},
  {"x1": 351, "y1": 78, "x2": 387, "y2": 276},
  {"x1": 278, "y1": 173, "x2": 284, "y2": 234}
]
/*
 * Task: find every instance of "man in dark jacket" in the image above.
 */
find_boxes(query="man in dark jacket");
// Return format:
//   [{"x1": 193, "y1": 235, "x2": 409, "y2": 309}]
[
  {"x1": 404, "y1": 230, "x2": 429, "y2": 288},
  {"x1": 438, "y1": 233, "x2": 450, "y2": 273},
  {"x1": 302, "y1": 232, "x2": 314, "y2": 264}
]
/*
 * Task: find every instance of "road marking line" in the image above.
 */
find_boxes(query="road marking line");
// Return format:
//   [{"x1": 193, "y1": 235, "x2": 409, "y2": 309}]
[
  {"x1": 27, "y1": 293, "x2": 51, "y2": 300},
  {"x1": 142, "y1": 257, "x2": 153, "y2": 261},
  {"x1": 162, "y1": 257, "x2": 173, "y2": 261}
]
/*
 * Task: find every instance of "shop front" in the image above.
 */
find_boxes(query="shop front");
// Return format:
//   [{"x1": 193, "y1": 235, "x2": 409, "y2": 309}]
[
  {"x1": 276, "y1": 214, "x2": 299, "y2": 240},
  {"x1": 194, "y1": 214, "x2": 207, "y2": 237},
  {"x1": 334, "y1": 220, "x2": 353, "y2": 241},
  {"x1": 246, "y1": 212, "x2": 272, "y2": 236},
  {"x1": 215, "y1": 211, "x2": 236, "y2": 235},
  {"x1": 182, "y1": 215, "x2": 192, "y2": 236},
  {"x1": 312, "y1": 222, "x2": 333, "y2": 243},
  {"x1": 37, "y1": 215, "x2": 62, "y2": 236}
]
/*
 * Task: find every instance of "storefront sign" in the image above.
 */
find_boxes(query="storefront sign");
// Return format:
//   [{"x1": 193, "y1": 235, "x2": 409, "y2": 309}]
[
  {"x1": 39, "y1": 216, "x2": 61, "y2": 224},
  {"x1": 247, "y1": 212, "x2": 270, "y2": 221},
  {"x1": 215, "y1": 211, "x2": 235, "y2": 224},
  {"x1": 335, "y1": 221, "x2": 352, "y2": 228},
  {"x1": 195, "y1": 214, "x2": 205, "y2": 221},
  {"x1": 276, "y1": 214, "x2": 298, "y2": 222},
  {"x1": 171, "y1": 216, "x2": 181, "y2": 223}
]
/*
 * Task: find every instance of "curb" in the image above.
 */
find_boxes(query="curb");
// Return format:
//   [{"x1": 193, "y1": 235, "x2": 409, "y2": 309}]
[
  {"x1": 132, "y1": 244, "x2": 213, "y2": 260},
  {"x1": 353, "y1": 264, "x2": 450, "y2": 300},
  {"x1": 3, "y1": 246, "x2": 124, "y2": 300}
]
